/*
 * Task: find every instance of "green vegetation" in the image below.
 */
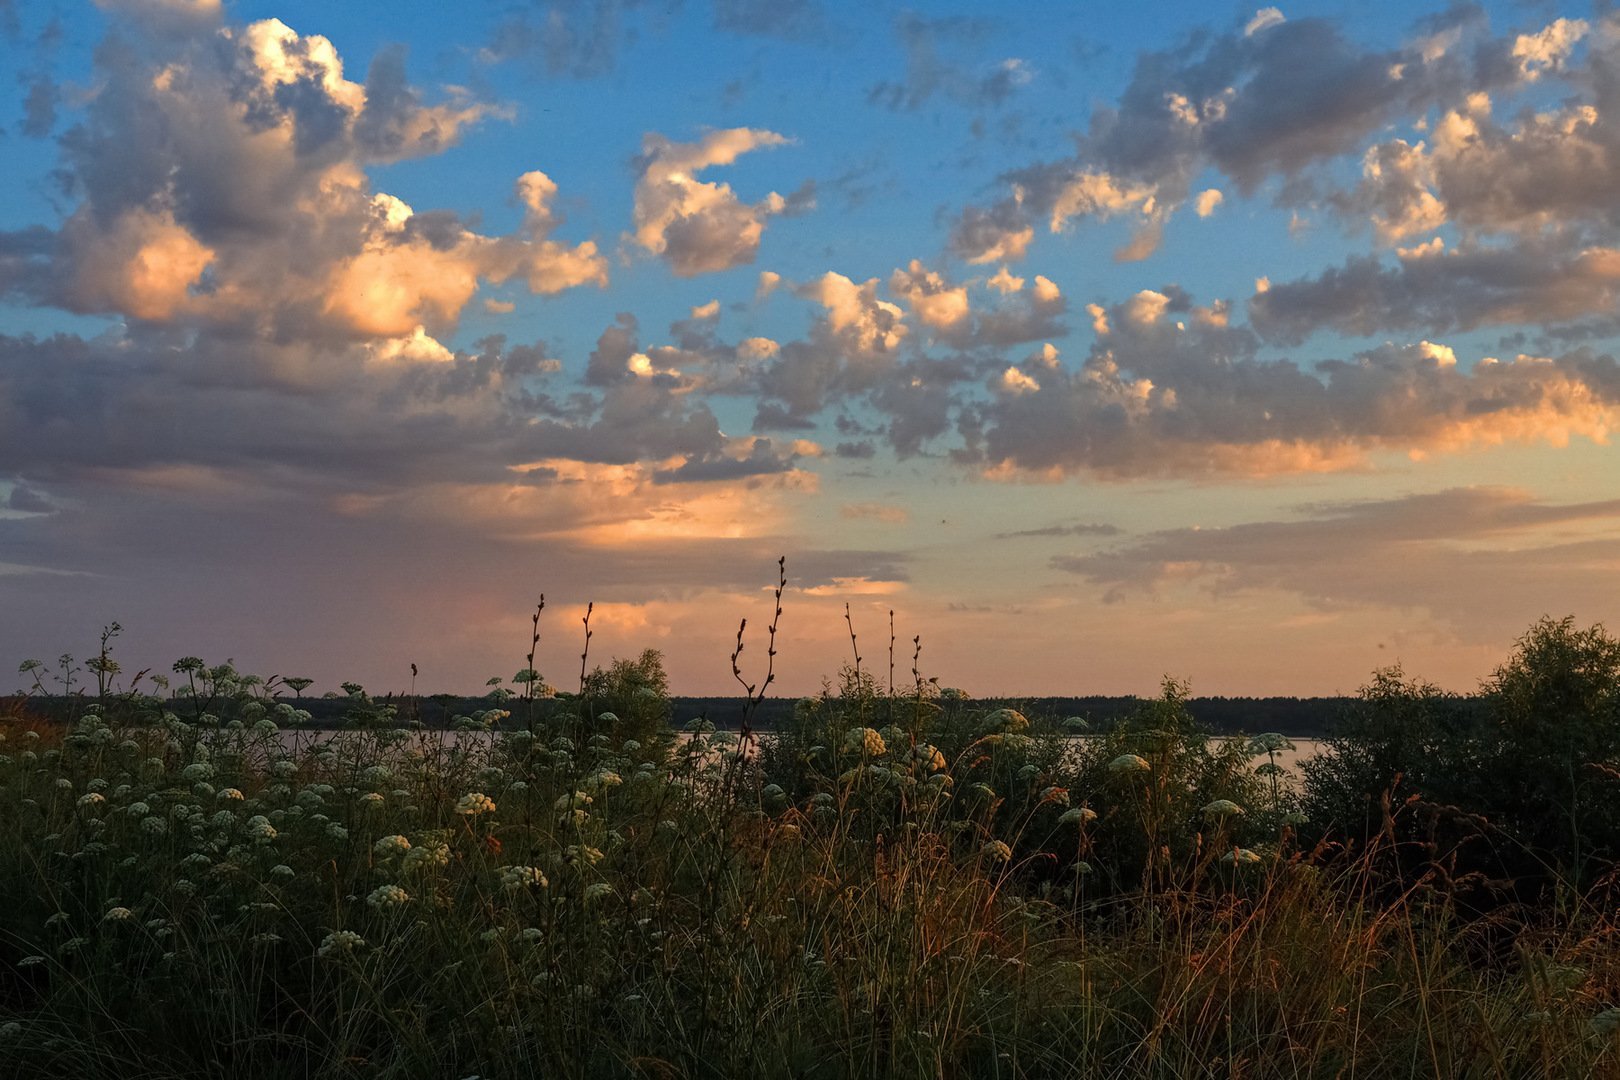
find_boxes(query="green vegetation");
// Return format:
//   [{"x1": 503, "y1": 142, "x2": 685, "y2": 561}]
[{"x1": 3, "y1": 615, "x2": 1620, "y2": 1078}]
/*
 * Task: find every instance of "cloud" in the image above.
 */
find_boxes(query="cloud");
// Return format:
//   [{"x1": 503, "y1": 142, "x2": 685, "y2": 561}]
[
  {"x1": 995, "y1": 521, "x2": 1121, "y2": 539},
  {"x1": 867, "y1": 13, "x2": 1031, "y2": 111},
  {"x1": 1511, "y1": 17, "x2": 1587, "y2": 82},
  {"x1": 480, "y1": 0, "x2": 673, "y2": 80},
  {"x1": 888, "y1": 261, "x2": 1065, "y2": 348},
  {"x1": 1051, "y1": 487, "x2": 1620, "y2": 641},
  {"x1": 629, "y1": 128, "x2": 807, "y2": 276},
  {"x1": 957, "y1": 285, "x2": 1620, "y2": 479},
  {"x1": 5, "y1": 482, "x2": 52, "y2": 513},
  {"x1": 840, "y1": 501, "x2": 909, "y2": 524},
  {"x1": 946, "y1": 9, "x2": 1491, "y2": 264},
  {"x1": 712, "y1": 0, "x2": 823, "y2": 41},
  {"x1": 29, "y1": 12, "x2": 604, "y2": 349},
  {"x1": 1244, "y1": 7, "x2": 1285, "y2": 37},
  {"x1": 1249, "y1": 242, "x2": 1620, "y2": 344}
]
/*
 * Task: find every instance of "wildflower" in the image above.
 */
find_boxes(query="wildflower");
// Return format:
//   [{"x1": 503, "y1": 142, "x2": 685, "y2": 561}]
[
  {"x1": 501, "y1": 865, "x2": 548, "y2": 890},
  {"x1": 217, "y1": 788, "x2": 244, "y2": 801},
  {"x1": 983, "y1": 708, "x2": 1029, "y2": 734},
  {"x1": 269, "y1": 864, "x2": 295, "y2": 880},
  {"x1": 17, "y1": 955, "x2": 46, "y2": 968},
  {"x1": 402, "y1": 841, "x2": 450, "y2": 873},
  {"x1": 45, "y1": 912, "x2": 70, "y2": 927},
  {"x1": 374, "y1": 835, "x2": 411, "y2": 858},
  {"x1": 555, "y1": 791, "x2": 593, "y2": 811},
  {"x1": 181, "y1": 763, "x2": 214, "y2": 782},
  {"x1": 775, "y1": 823, "x2": 802, "y2": 843},
  {"x1": 1039, "y1": 785, "x2": 1070, "y2": 806},
  {"x1": 245, "y1": 815, "x2": 277, "y2": 841},
  {"x1": 326, "y1": 823, "x2": 348, "y2": 842},
  {"x1": 914, "y1": 744, "x2": 947, "y2": 771},
  {"x1": 564, "y1": 845, "x2": 604, "y2": 866},
  {"x1": 1247, "y1": 732, "x2": 1294, "y2": 756},
  {"x1": 683, "y1": 719, "x2": 715, "y2": 734},
  {"x1": 366, "y1": 884, "x2": 410, "y2": 911},
  {"x1": 1221, "y1": 848, "x2": 1263, "y2": 866},
  {"x1": 141, "y1": 816, "x2": 167, "y2": 836},
  {"x1": 78, "y1": 792, "x2": 106, "y2": 808},
  {"x1": 0, "y1": 1021, "x2": 21, "y2": 1039},
  {"x1": 103, "y1": 906, "x2": 134, "y2": 922},
  {"x1": 1070, "y1": 860, "x2": 1094, "y2": 876},
  {"x1": 966, "y1": 782, "x2": 997, "y2": 804},
  {"x1": 357, "y1": 792, "x2": 385, "y2": 809},
  {"x1": 1057, "y1": 806, "x2": 1098, "y2": 826},
  {"x1": 454, "y1": 792, "x2": 496, "y2": 816},
  {"x1": 127, "y1": 801, "x2": 152, "y2": 818},
  {"x1": 250, "y1": 933, "x2": 283, "y2": 946},
  {"x1": 981, "y1": 840, "x2": 1013, "y2": 862},
  {"x1": 1108, "y1": 753, "x2": 1151, "y2": 776},
  {"x1": 589, "y1": 770, "x2": 623, "y2": 790},
  {"x1": 842, "y1": 727, "x2": 886, "y2": 757},
  {"x1": 1202, "y1": 799, "x2": 1244, "y2": 819},
  {"x1": 1593, "y1": 1008, "x2": 1620, "y2": 1037},
  {"x1": 318, "y1": 930, "x2": 366, "y2": 957},
  {"x1": 583, "y1": 883, "x2": 616, "y2": 905},
  {"x1": 54, "y1": 778, "x2": 73, "y2": 792}
]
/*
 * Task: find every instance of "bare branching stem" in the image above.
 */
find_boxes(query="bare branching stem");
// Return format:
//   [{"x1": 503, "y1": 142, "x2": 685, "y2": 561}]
[{"x1": 579, "y1": 601, "x2": 594, "y2": 696}]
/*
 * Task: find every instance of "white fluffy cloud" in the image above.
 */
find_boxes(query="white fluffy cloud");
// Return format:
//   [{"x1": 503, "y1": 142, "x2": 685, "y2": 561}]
[
  {"x1": 37, "y1": 12, "x2": 605, "y2": 354},
  {"x1": 629, "y1": 128, "x2": 809, "y2": 277}
]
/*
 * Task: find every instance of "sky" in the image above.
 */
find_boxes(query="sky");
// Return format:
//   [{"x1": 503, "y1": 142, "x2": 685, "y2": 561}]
[{"x1": 1, "y1": 0, "x2": 1617, "y2": 699}]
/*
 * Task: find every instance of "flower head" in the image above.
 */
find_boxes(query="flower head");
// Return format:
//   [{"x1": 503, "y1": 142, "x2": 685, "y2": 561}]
[
  {"x1": 318, "y1": 930, "x2": 366, "y2": 957},
  {"x1": 980, "y1": 840, "x2": 1013, "y2": 863},
  {"x1": 402, "y1": 840, "x2": 450, "y2": 873},
  {"x1": 842, "y1": 727, "x2": 887, "y2": 757},
  {"x1": 374, "y1": 834, "x2": 411, "y2": 858},
  {"x1": 1202, "y1": 799, "x2": 1244, "y2": 819},
  {"x1": 454, "y1": 792, "x2": 497, "y2": 816},
  {"x1": 1221, "y1": 847, "x2": 1263, "y2": 867},
  {"x1": 1058, "y1": 806, "x2": 1098, "y2": 826},
  {"x1": 501, "y1": 865, "x2": 548, "y2": 891},
  {"x1": 1107, "y1": 753, "x2": 1151, "y2": 776},
  {"x1": 366, "y1": 884, "x2": 410, "y2": 911}
]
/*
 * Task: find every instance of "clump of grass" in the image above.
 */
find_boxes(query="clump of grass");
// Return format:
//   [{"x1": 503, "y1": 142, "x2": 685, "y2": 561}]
[{"x1": 3, "y1": 606, "x2": 1620, "y2": 1078}]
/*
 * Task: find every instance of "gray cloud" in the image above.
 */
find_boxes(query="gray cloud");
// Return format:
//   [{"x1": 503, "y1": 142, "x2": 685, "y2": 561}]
[
  {"x1": 995, "y1": 521, "x2": 1120, "y2": 539},
  {"x1": 712, "y1": 0, "x2": 822, "y2": 41},
  {"x1": 867, "y1": 13, "x2": 1029, "y2": 112},
  {"x1": 1249, "y1": 242, "x2": 1620, "y2": 344},
  {"x1": 481, "y1": 0, "x2": 679, "y2": 79},
  {"x1": 947, "y1": 8, "x2": 1499, "y2": 263},
  {"x1": 1051, "y1": 487, "x2": 1620, "y2": 641}
]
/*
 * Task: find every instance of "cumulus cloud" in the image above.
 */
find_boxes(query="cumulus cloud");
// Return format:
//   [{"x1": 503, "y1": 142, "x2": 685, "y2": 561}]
[
  {"x1": 27, "y1": 11, "x2": 605, "y2": 351},
  {"x1": 946, "y1": 9, "x2": 1495, "y2": 264},
  {"x1": 629, "y1": 128, "x2": 809, "y2": 277},
  {"x1": 955, "y1": 284, "x2": 1620, "y2": 479},
  {"x1": 1249, "y1": 242, "x2": 1620, "y2": 343}
]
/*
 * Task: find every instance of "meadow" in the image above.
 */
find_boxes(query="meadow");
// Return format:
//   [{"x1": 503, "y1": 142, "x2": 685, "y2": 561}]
[{"x1": 3, "y1": 614, "x2": 1620, "y2": 1078}]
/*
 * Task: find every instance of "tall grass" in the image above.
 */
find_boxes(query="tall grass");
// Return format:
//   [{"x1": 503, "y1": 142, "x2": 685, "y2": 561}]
[{"x1": 2, "y1": 616, "x2": 1620, "y2": 1077}]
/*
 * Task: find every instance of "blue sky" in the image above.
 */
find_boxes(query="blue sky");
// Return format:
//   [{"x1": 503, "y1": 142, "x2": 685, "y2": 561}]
[{"x1": 1, "y1": 0, "x2": 1617, "y2": 697}]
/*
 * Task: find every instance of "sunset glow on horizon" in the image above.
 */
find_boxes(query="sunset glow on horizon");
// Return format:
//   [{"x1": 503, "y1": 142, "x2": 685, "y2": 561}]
[{"x1": 2, "y1": 0, "x2": 1617, "y2": 698}]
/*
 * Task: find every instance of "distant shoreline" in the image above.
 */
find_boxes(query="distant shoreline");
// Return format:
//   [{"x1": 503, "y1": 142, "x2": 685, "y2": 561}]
[{"x1": 5, "y1": 693, "x2": 1355, "y2": 739}]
